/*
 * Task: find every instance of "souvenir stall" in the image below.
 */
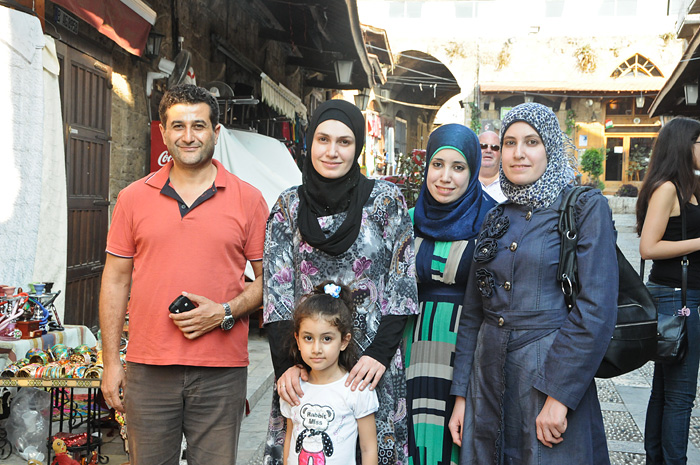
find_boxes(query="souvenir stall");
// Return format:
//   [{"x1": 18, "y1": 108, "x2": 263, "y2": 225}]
[
  {"x1": 0, "y1": 284, "x2": 101, "y2": 464},
  {"x1": 364, "y1": 111, "x2": 383, "y2": 176}
]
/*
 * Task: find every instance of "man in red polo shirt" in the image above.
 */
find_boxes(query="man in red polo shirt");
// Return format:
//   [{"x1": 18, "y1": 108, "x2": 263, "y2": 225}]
[{"x1": 99, "y1": 84, "x2": 268, "y2": 464}]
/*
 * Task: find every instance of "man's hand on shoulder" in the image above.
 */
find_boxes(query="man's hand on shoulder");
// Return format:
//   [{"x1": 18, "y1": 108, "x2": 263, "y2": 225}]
[{"x1": 169, "y1": 292, "x2": 225, "y2": 339}]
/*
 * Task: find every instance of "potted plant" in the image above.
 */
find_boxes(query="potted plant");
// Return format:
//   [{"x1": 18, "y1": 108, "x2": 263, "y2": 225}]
[{"x1": 580, "y1": 147, "x2": 605, "y2": 190}]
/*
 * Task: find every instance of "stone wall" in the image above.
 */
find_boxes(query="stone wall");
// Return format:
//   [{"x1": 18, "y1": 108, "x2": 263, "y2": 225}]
[
  {"x1": 606, "y1": 195, "x2": 638, "y2": 215},
  {"x1": 105, "y1": 0, "x2": 305, "y2": 204},
  {"x1": 109, "y1": 53, "x2": 151, "y2": 202}
]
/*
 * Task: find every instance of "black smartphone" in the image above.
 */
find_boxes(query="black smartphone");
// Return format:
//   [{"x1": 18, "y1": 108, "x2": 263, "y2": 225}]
[{"x1": 169, "y1": 295, "x2": 196, "y2": 314}]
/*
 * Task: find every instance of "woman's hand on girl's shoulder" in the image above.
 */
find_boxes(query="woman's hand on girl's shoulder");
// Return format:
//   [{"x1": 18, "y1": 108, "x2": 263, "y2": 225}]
[
  {"x1": 277, "y1": 364, "x2": 308, "y2": 406},
  {"x1": 346, "y1": 355, "x2": 386, "y2": 392}
]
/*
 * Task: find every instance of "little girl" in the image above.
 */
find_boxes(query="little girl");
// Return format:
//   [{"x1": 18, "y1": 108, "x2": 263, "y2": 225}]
[{"x1": 280, "y1": 280, "x2": 378, "y2": 465}]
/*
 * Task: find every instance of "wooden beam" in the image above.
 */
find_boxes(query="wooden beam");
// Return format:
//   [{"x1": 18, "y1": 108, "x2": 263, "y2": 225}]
[{"x1": 259, "y1": 27, "x2": 290, "y2": 43}]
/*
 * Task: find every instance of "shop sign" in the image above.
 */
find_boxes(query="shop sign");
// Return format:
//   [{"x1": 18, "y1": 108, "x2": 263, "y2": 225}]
[{"x1": 150, "y1": 121, "x2": 171, "y2": 172}]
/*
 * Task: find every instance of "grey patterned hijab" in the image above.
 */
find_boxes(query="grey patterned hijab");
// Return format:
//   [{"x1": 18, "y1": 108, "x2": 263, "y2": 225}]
[{"x1": 499, "y1": 103, "x2": 575, "y2": 208}]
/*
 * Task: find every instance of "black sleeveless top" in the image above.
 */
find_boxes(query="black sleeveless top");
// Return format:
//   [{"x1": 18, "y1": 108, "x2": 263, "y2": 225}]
[{"x1": 649, "y1": 202, "x2": 700, "y2": 289}]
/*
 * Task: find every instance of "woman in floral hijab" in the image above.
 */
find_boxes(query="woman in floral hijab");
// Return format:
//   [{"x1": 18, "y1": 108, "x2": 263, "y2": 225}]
[
  {"x1": 448, "y1": 103, "x2": 618, "y2": 464},
  {"x1": 262, "y1": 99, "x2": 419, "y2": 464}
]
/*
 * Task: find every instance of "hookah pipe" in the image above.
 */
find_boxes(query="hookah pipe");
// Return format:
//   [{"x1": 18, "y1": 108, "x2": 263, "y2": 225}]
[
  {"x1": 44, "y1": 290, "x2": 64, "y2": 331},
  {"x1": 0, "y1": 293, "x2": 28, "y2": 336}
]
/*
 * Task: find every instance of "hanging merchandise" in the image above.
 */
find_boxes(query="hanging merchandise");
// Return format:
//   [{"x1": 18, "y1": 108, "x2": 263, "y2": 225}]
[{"x1": 366, "y1": 113, "x2": 382, "y2": 138}]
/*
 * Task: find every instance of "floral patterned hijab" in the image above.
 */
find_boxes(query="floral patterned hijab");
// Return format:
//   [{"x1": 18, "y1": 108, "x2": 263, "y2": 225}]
[{"x1": 499, "y1": 103, "x2": 575, "y2": 208}]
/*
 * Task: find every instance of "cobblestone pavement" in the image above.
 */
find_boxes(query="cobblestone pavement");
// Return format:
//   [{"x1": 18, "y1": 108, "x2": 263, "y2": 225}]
[{"x1": 604, "y1": 213, "x2": 700, "y2": 465}]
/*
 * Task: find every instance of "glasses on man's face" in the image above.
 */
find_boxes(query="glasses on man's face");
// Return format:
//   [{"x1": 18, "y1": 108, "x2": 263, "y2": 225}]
[{"x1": 480, "y1": 143, "x2": 500, "y2": 151}]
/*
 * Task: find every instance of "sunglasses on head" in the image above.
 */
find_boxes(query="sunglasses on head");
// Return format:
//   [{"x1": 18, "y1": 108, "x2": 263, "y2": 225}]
[{"x1": 480, "y1": 143, "x2": 500, "y2": 151}]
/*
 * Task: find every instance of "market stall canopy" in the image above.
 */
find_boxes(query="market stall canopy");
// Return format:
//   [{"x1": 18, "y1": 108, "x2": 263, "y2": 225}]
[
  {"x1": 213, "y1": 128, "x2": 301, "y2": 212},
  {"x1": 260, "y1": 73, "x2": 308, "y2": 123},
  {"x1": 245, "y1": 0, "x2": 373, "y2": 89},
  {"x1": 649, "y1": 26, "x2": 700, "y2": 117},
  {"x1": 386, "y1": 50, "x2": 461, "y2": 109},
  {"x1": 51, "y1": 0, "x2": 156, "y2": 56},
  {"x1": 361, "y1": 24, "x2": 394, "y2": 70}
]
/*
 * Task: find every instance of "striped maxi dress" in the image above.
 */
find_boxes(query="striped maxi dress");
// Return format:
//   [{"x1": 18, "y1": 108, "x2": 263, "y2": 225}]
[{"x1": 404, "y1": 237, "x2": 476, "y2": 465}]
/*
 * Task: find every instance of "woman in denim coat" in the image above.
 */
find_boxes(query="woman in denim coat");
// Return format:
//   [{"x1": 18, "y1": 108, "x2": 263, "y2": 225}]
[{"x1": 448, "y1": 103, "x2": 618, "y2": 464}]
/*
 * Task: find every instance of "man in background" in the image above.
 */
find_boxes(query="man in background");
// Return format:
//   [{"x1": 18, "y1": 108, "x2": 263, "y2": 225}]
[{"x1": 478, "y1": 130, "x2": 506, "y2": 202}]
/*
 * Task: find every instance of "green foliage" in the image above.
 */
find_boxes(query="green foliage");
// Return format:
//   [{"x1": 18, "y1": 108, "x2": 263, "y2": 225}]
[
  {"x1": 565, "y1": 109, "x2": 576, "y2": 136},
  {"x1": 616, "y1": 184, "x2": 638, "y2": 197},
  {"x1": 582, "y1": 179, "x2": 605, "y2": 190},
  {"x1": 468, "y1": 101, "x2": 482, "y2": 133},
  {"x1": 394, "y1": 150, "x2": 424, "y2": 209},
  {"x1": 580, "y1": 147, "x2": 605, "y2": 190},
  {"x1": 627, "y1": 143, "x2": 651, "y2": 181}
]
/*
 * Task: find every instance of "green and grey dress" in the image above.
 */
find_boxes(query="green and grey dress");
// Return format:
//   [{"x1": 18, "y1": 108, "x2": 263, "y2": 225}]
[{"x1": 404, "y1": 236, "x2": 476, "y2": 465}]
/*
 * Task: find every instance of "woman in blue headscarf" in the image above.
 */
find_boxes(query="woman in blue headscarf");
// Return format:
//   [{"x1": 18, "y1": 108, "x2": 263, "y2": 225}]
[{"x1": 404, "y1": 123, "x2": 497, "y2": 465}]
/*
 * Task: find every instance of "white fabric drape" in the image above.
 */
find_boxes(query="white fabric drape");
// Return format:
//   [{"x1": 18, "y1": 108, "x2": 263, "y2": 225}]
[
  {"x1": 213, "y1": 128, "x2": 301, "y2": 212},
  {"x1": 32, "y1": 35, "x2": 67, "y2": 319},
  {"x1": 0, "y1": 6, "x2": 44, "y2": 289},
  {"x1": 213, "y1": 127, "x2": 301, "y2": 280}
]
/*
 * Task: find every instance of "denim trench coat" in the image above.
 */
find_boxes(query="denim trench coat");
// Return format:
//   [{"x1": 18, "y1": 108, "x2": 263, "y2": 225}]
[{"x1": 451, "y1": 187, "x2": 618, "y2": 465}]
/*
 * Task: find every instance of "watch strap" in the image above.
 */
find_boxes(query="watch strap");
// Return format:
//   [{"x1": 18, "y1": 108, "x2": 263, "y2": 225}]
[{"x1": 220, "y1": 302, "x2": 234, "y2": 330}]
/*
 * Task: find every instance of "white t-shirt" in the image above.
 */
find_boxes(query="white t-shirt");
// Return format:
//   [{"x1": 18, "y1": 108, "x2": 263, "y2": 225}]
[
  {"x1": 481, "y1": 177, "x2": 507, "y2": 203},
  {"x1": 280, "y1": 373, "x2": 379, "y2": 464}
]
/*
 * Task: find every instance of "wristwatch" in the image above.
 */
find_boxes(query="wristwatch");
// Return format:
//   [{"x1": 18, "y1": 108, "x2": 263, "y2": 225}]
[{"x1": 220, "y1": 302, "x2": 235, "y2": 330}]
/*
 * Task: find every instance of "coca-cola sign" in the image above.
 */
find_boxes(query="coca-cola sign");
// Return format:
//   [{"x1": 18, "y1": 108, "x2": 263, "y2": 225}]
[
  {"x1": 157, "y1": 150, "x2": 172, "y2": 166},
  {"x1": 150, "y1": 121, "x2": 170, "y2": 172}
]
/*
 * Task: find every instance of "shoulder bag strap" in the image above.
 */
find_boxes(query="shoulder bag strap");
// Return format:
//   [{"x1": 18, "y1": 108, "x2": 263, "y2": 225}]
[
  {"x1": 676, "y1": 186, "x2": 688, "y2": 308},
  {"x1": 557, "y1": 186, "x2": 592, "y2": 309},
  {"x1": 640, "y1": 187, "x2": 688, "y2": 307}
]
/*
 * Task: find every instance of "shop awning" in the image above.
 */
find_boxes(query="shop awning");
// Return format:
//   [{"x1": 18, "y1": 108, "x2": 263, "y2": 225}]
[
  {"x1": 260, "y1": 73, "x2": 308, "y2": 123},
  {"x1": 649, "y1": 26, "x2": 700, "y2": 117},
  {"x1": 52, "y1": 0, "x2": 156, "y2": 56},
  {"x1": 253, "y1": 0, "x2": 373, "y2": 90}
]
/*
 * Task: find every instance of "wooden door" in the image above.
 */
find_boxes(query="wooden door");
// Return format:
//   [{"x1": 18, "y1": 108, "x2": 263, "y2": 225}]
[
  {"x1": 56, "y1": 42, "x2": 112, "y2": 329},
  {"x1": 603, "y1": 134, "x2": 656, "y2": 193}
]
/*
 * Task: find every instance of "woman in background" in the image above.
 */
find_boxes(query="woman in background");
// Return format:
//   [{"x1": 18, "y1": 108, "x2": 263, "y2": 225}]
[
  {"x1": 637, "y1": 117, "x2": 700, "y2": 465},
  {"x1": 404, "y1": 124, "x2": 496, "y2": 464}
]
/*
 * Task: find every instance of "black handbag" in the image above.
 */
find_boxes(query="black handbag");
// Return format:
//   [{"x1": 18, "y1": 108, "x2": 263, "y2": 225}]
[
  {"x1": 557, "y1": 186, "x2": 657, "y2": 379},
  {"x1": 646, "y1": 186, "x2": 689, "y2": 364}
]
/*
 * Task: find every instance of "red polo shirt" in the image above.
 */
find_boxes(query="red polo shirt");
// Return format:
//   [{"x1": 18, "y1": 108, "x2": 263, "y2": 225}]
[{"x1": 106, "y1": 159, "x2": 268, "y2": 367}]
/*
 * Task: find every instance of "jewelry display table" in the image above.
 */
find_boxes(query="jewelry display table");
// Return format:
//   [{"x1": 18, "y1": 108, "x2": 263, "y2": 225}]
[
  {"x1": 0, "y1": 377, "x2": 103, "y2": 463},
  {"x1": 0, "y1": 325, "x2": 97, "y2": 371}
]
